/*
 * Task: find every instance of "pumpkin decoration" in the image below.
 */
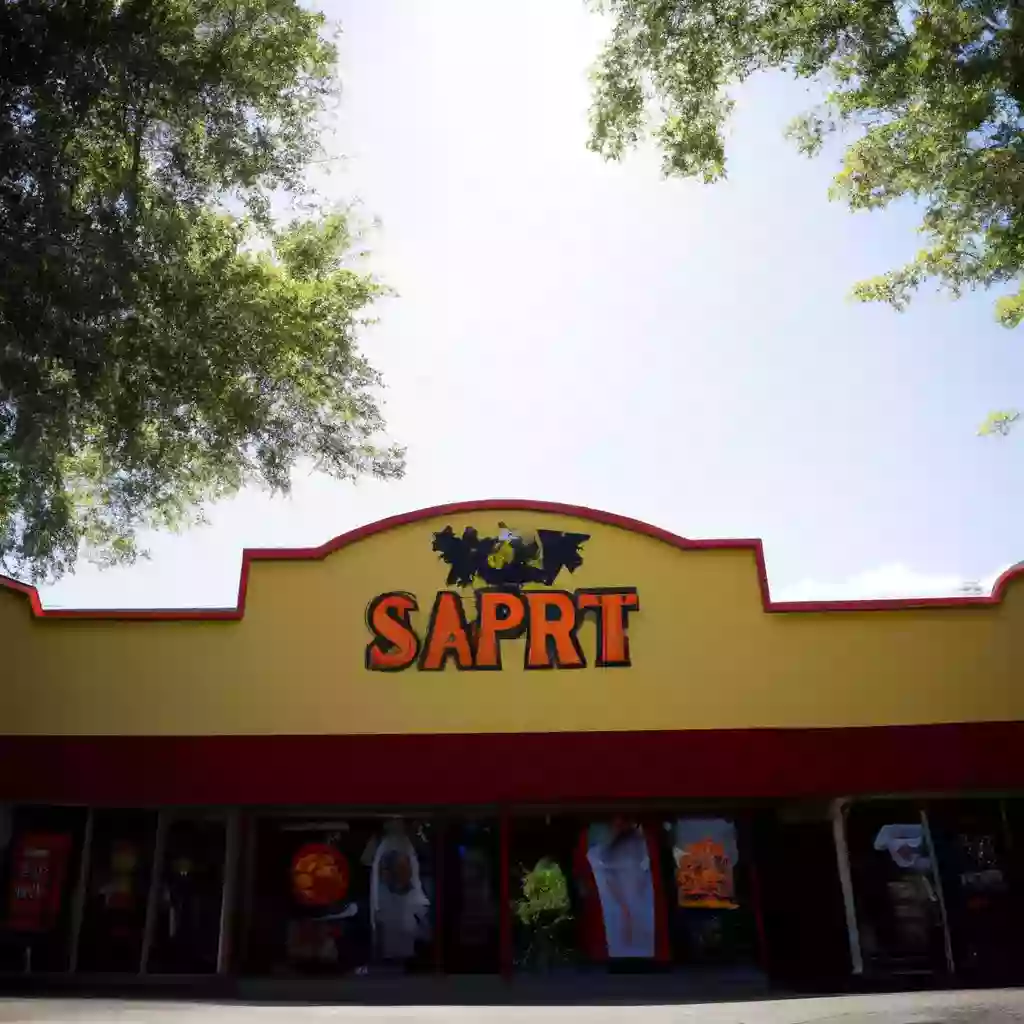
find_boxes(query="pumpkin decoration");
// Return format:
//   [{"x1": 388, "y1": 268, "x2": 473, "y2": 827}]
[{"x1": 291, "y1": 843, "x2": 349, "y2": 907}]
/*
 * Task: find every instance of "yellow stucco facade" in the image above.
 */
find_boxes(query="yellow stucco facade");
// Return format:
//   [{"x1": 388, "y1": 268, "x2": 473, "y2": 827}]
[{"x1": 1, "y1": 503, "x2": 1021, "y2": 738}]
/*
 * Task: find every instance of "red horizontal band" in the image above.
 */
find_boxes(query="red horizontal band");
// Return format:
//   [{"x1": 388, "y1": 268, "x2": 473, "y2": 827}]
[{"x1": 0, "y1": 722, "x2": 1021, "y2": 807}]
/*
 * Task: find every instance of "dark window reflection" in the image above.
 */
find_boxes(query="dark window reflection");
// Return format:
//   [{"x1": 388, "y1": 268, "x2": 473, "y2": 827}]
[
  {"x1": 847, "y1": 802, "x2": 947, "y2": 975},
  {"x1": 928, "y1": 799, "x2": 1019, "y2": 980},
  {"x1": 78, "y1": 809, "x2": 157, "y2": 973},
  {"x1": 443, "y1": 819, "x2": 499, "y2": 972},
  {"x1": 149, "y1": 817, "x2": 226, "y2": 974}
]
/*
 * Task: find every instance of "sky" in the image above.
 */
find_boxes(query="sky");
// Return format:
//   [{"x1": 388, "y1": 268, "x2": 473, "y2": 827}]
[{"x1": 40, "y1": 0, "x2": 1024, "y2": 610}]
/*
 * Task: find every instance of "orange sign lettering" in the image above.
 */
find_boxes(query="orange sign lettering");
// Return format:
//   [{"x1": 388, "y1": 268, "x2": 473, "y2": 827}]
[{"x1": 365, "y1": 588, "x2": 638, "y2": 671}]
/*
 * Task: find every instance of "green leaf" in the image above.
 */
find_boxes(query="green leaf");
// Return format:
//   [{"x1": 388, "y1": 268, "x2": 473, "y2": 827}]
[
  {"x1": 0, "y1": 0, "x2": 404, "y2": 580},
  {"x1": 587, "y1": 0, "x2": 1024, "y2": 327}
]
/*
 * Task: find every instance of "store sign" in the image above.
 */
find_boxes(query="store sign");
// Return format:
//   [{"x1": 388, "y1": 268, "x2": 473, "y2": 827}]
[
  {"x1": 366, "y1": 587, "x2": 639, "y2": 671},
  {"x1": 365, "y1": 521, "x2": 639, "y2": 672}
]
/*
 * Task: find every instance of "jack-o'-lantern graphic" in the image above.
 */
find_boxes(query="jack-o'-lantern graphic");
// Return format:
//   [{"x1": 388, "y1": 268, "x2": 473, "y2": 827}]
[{"x1": 291, "y1": 844, "x2": 349, "y2": 907}]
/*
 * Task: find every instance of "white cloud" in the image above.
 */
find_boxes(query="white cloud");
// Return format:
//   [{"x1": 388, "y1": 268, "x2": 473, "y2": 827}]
[{"x1": 772, "y1": 563, "x2": 1008, "y2": 603}]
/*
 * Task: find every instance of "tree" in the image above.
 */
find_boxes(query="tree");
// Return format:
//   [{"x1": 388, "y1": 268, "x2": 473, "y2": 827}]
[
  {"x1": 0, "y1": 0, "x2": 404, "y2": 581},
  {"x1": 587, "y1": 0, "x2": 1024, "y2": 427}
]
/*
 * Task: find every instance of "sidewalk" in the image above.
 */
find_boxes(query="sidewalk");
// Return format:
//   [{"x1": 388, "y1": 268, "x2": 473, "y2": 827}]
[{"x1": 0, "y1": 989, "x2": 1022, "y2": 1023}]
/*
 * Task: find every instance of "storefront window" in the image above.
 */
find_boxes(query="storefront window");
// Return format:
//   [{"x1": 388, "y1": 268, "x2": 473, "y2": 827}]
[
  {"x1": 509, "y1": 815, "x2": 581, "y2": 971},
  {"x1": 0, "y1": 805, "x2": 87, "y2": 973},
  {"x1": 148, "y1": 817, "x2": 227, "y2": 974},
  {"x1": 847, "y1": 802, "x2": 947, "y2": 976},
  {"x1": 511, "y1": 814, "x2": 675, "y2": 972},
  {"x1": 510, "y1": 811, "x2": 760, "y2": 974},
  {"x1": 578, "y1": 818, "x2": 664, "y2": 965},
  {"x1": 516, "y1": 856, "x2": 576, "y2": 970},
  {"x1": 663, "y1": 816, "x2": 757, "y2": 966},
  {"x1": 927, "y1": 799, "x2": 1018, "y2": 979},
  {"x1": 245, "y1": 816, "x2": 434, "y2": 976},
  {"x1": 441, "y1": 818, "x2": 499, "y2": 973},
  {"x1": 77, "y1": 809, "x2": 158, "y2": 973}
]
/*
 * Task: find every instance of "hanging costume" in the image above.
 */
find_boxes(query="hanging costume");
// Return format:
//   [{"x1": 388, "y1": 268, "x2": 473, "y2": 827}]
[
  {"x1": 366, "y1": 821, "x2": 431, "y2": 961},
  {"x1": 574, "y1": 820, "x2": 669, "y2": 962}
]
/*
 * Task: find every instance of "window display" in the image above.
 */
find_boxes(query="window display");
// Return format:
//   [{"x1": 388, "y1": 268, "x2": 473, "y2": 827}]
[
  {"x1": 574, "y1": 818, "x2": 668, "y2": 963},
  {"x1": 510, "y1": 812, "x2": 764, "y2": 973},
  {"x1": 928, "y1": 800, "x2": 1018, "y2": 979},
  {"x1": 245, "y1": 817, "x2": 434, "y2": 977},
  {"x1": 149, "y1": 817, "x2": 227, "y2": 974},
  {"x1": 292, "y1": 843, "x2": 349, "y2": 908},
  {"x1": 672, "y1": 818, "x2": 739, "y2": 910},
  {"x1": 847, "y1": 803, "x2": 947, "y2": 975},
  {"x1": 0, "y1": 805, "x2": 87, "y2": 974},
  {"x1": 662, "y1": 816, "x2": 756, "y2": 966},
  {"x1": 366, "y1": 820, "x2": 432, "y2": 962},
  {"x1": 510, "y1": 815, "x2": 581, "y2": 971},
  {"x1": 7, "y1": 832, "x2": 73, "y2": 936},
  {"x1": 77, "y1": 809, "x2": 157, "y2": 973},
  {"x1": 515, "y1": 856, "x2": 576, "y2": 970},
  {"x1": 511, "y1": 814, "x2": 675, "y2": 971}
]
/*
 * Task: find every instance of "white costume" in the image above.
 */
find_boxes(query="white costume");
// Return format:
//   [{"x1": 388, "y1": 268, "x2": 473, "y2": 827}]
[
  {"x1": 586, "y1": 824, "x2": 656, "y2": 959},
  {"x1": 366, "y1": 822, "x2": 431, "y2": 961}
]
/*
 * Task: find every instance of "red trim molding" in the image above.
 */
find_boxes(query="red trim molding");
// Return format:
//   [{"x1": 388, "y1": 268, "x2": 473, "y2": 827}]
[
  {"x1": 6, "y1": 499, "x2": 1022, "y2": 620},
  {"x1": 1, "y1": 722, "x2": 1022, "y2": 807}
]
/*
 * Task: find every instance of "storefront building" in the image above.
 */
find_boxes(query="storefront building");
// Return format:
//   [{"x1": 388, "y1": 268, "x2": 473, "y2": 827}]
[{"x1": 1, "y1": 499, "x2": 1023, "y2": 993}]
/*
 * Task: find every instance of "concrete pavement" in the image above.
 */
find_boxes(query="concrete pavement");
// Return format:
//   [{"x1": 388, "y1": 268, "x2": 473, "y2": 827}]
[{"x1": 0, "y1": 989, "x2": 1023, "y2": 1023}]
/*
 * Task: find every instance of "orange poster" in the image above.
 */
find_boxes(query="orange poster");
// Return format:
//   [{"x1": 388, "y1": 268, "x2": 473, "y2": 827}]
[{"x1": 673, "y1": 819, "x2": 739, "y2": 910}]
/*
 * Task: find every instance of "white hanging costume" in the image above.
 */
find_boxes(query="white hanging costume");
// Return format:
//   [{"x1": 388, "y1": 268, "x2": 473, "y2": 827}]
[
  {"x1": 585, "y1": 823, "x2": 656, "y2": 959},
  {"x1": 366, "y1": 821, "x2": 431, "y2": 961}
]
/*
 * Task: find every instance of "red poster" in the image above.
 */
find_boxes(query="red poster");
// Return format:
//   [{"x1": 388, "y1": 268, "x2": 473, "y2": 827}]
[{"x1": 7, "y1": 832, "x2": 72, "y2": 933}]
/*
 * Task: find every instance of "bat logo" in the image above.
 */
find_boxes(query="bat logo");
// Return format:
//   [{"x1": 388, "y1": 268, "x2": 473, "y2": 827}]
[
  {"x1": 365, "y1": 521, "x2": 638, "y2": 672},
  {"x1": 431, "y1": 522, "x2": 590, "y2": 590}
]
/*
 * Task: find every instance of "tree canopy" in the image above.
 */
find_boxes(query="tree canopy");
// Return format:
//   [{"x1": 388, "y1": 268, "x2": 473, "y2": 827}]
[
  {"x1": 588, "y1": 0, "x2": 1024, "y2": 423},
  {"x1": 0, "y1": 0, "x2": 403, "y2": 581}
]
